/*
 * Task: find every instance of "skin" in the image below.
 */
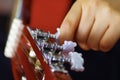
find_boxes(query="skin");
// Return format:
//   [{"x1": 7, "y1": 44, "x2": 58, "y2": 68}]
[{"x1": 59, "y1": 0, "x2": 120, "y2": 52}]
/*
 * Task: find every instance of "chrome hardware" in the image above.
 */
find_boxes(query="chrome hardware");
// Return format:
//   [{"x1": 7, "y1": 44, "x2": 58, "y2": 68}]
[{"x1": 27, "y1": 27, "x2": 84, "y2": 73}]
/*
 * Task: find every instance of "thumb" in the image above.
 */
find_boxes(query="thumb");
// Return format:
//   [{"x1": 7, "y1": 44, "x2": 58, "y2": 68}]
[{"x1": 59, "y1": 1, "x2": 82, "y2": 44}]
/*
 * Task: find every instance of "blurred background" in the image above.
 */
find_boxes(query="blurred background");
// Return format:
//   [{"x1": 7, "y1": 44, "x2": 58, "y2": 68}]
[{"x1": 0, "y1": 0, "x2": 14, "y2": 79}]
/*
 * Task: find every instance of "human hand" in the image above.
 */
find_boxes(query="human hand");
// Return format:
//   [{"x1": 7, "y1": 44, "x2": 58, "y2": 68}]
[{"x1": 59, "y1": 0, "x2": 120, "y2": 52}]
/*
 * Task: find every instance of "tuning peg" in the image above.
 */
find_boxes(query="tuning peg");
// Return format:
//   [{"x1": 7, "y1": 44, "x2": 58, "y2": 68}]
[{"x1": 68, "y1": 52, "x2": 84, "y2": 72}]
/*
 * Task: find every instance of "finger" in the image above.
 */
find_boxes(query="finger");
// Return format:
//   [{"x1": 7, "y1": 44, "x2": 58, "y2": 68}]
[
  {"x1": 100, "y1": 24, "x2": 120, "y2": 52},
  {"x1": 87, "y1": 17, "x2": 108, "y2": 51},
  {"x1": 77, "y1": 42, "x2": 90, "y2": 50},
  {"x1": 76, "y1": 3, "x2": 95, "y2": 50},
  {"x1": 59, "y1": 0, "x2": 82, "y2": 44}
]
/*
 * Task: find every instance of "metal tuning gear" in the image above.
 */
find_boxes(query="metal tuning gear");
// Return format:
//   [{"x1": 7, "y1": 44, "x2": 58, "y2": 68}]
[{"x1": 27, "y1": 26, "x2": 84, "y2": 74}]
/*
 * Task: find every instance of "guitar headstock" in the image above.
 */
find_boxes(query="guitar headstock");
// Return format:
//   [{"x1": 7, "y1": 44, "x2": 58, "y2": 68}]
[
  {"x1": 25, "y1": 26, "x2": 84, "y2": 79},
  {"x1": 5, "y1": 23, "x2": 84, "y2": 80}
]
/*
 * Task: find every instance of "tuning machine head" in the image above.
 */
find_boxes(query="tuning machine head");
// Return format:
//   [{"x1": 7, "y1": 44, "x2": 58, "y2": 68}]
[{"x1": 28, "y1": 27, "x2": 85, "y2": 73}]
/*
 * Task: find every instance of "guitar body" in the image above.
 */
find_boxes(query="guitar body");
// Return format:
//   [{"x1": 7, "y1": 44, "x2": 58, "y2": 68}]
[
  {"x1": 10, "y1": 0, "x2": 75, "y2": 80},
  {"x1": 29, "y1": 0, "x2": 74, "y2": 33}
]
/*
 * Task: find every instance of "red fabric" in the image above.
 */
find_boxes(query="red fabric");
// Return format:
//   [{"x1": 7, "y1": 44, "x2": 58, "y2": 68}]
[{"x1": 29, "y1": 0, "x2": 73, "y2": 33}]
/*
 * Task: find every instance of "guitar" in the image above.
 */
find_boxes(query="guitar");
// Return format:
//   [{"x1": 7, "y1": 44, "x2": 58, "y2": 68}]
[{"x1": 4, "y1": 0, "x2": 84, "y2": 80}]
